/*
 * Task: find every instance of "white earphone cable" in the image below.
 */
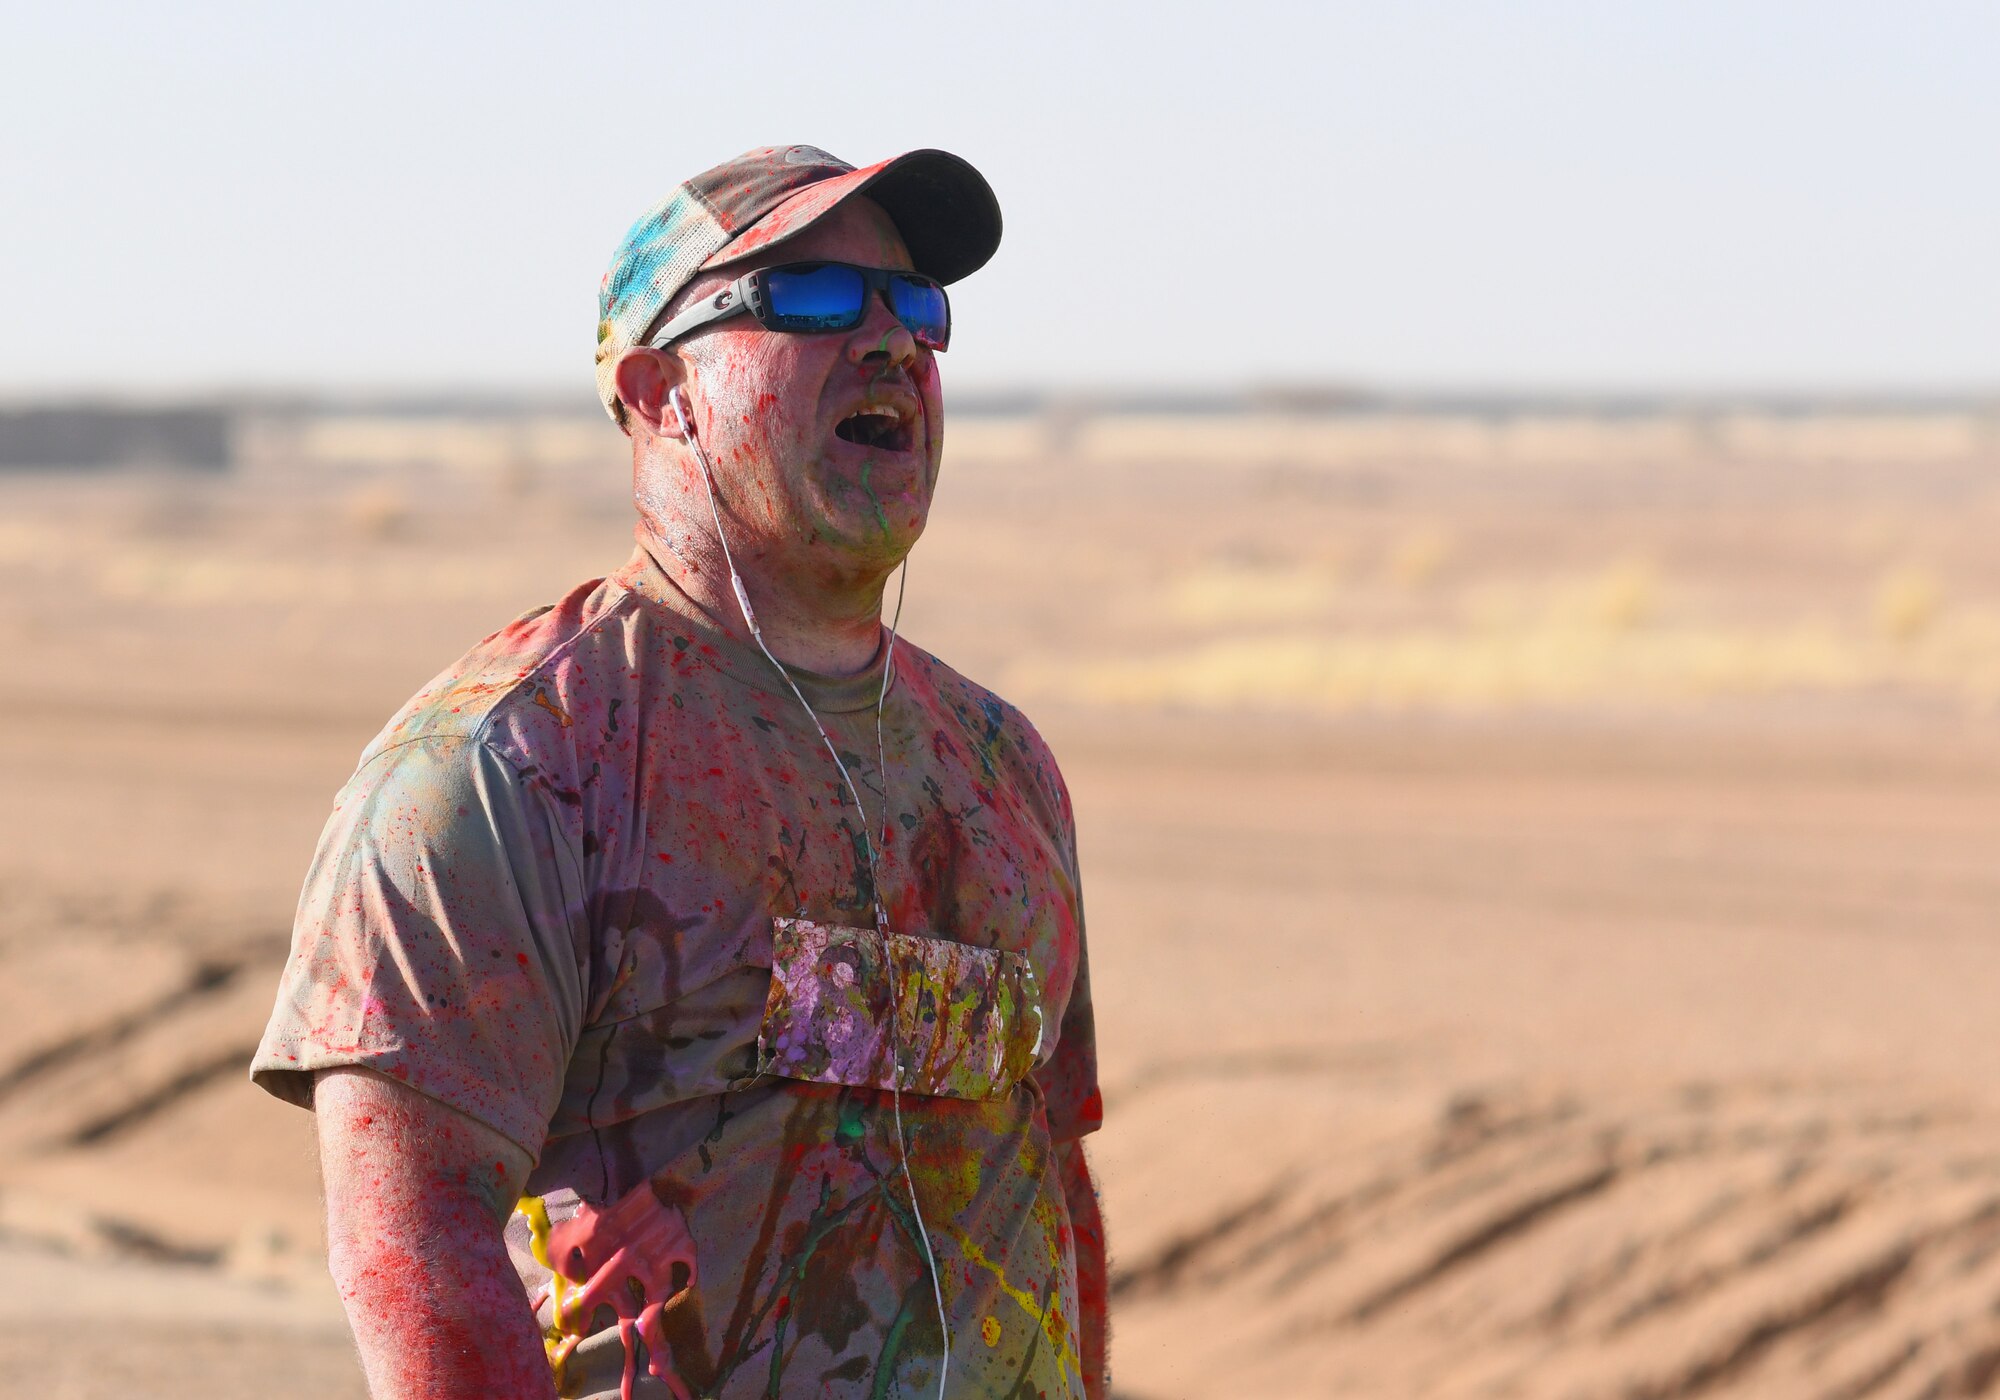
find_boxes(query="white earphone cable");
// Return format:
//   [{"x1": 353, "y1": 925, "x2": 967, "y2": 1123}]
[
  {"x1": 674, "y1": 392, "x2": 950, "y2": 1396},
  {"x1": 873, "y1": 562, "x2": 952, "y2": 1400}
]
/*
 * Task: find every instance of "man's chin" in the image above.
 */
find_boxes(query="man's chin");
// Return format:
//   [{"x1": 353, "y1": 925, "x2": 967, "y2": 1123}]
[
  {"x1": 806, "y1": 461, "x2": 930, "y2": 546},
  {"x1": 822, "y1": 441, "x2": 931, "y2": 490},
  {"x1": 816, "y1": 509, "x2": 928, "y2": 561}
]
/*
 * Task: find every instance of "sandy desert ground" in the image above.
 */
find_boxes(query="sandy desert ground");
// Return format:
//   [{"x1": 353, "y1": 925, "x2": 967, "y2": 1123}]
[{"x1": 2, "y1": 404, "x2": 1999, "y2": 1398}]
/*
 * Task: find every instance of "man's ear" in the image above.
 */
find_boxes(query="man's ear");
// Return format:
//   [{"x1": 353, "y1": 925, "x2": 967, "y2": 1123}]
[{"x1": 613, "y1": 347, "x2": 689, "y2": 437}]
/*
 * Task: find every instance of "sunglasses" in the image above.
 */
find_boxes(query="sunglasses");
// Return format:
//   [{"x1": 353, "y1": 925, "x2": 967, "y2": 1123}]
[{"x1": 648, "y1": 261, "x2": 952, "y2": 353}]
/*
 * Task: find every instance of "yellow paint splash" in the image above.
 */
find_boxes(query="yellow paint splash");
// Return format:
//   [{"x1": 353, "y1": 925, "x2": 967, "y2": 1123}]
[
  {"x1": 942, "y1": 1222, "x2": 1082, "y2": 1386},
  {"x1": 519, "y1": 1195, "x2": 578, "y2": 1380},
  {"x1": 531, "y1": 688, "x2": 574, "y2": 727}
]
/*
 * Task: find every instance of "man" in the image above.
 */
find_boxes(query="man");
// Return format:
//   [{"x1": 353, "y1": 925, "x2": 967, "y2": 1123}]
[{"x1": 251, "y1": 144, "x2": 1106, "y2": 1400}]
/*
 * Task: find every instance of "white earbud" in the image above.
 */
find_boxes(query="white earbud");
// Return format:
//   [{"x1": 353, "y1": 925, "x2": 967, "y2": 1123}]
[{"x1": 667, "y1": 385, "x2": 695, "y2": 441}]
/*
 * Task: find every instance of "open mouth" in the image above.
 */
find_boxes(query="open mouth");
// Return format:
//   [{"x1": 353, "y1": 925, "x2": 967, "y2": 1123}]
[{"x1": 834, "y1": 404, "x2": 916, "y2": 453}]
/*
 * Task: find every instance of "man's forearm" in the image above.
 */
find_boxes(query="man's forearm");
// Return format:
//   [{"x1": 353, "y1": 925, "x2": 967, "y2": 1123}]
[
  {"x1": 318, "y1": 1069, "x2": 556, "y2": 1400},
  {"x1": 328, "y1": 1203, "x2": 555, "y2": 1399},
  {"x1": 1057, "y1": 1139, "x2": 1109, "y2": 1400}
]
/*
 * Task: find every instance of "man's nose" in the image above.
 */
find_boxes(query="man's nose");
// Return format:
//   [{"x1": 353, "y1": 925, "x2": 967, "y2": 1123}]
[{"x1": 846, "y1": 292, "x2": 918, "y2": 370}]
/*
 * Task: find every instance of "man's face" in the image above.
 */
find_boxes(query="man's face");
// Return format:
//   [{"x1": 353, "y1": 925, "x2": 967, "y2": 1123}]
[{"x1": 666, "y1": 197, "x2": 943, "y2": 579}]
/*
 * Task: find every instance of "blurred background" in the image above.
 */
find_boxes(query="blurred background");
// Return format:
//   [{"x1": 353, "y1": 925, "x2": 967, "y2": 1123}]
[{"x1": 4, "y1": 4, "x2": 1999, "y2": 1397}]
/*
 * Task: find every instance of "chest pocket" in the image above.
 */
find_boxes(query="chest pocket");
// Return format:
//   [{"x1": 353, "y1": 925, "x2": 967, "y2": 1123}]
[{"x1": 756, "y1": 917, "x2": 1044, "y2": 1101}]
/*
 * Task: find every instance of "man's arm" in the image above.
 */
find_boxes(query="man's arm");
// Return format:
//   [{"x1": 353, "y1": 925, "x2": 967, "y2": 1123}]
[
  {"x1": 1057, "y1": 1138, "x2": 1109, "y2": 1400},
  {"x1": 316, "y1": 1067, "x2": 556, "y2": 1400}
]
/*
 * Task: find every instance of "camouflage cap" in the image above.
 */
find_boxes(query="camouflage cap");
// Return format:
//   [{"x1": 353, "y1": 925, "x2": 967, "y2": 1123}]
[{"x1": 595, "y1": 144, "x2": 1002, "y2": 428}]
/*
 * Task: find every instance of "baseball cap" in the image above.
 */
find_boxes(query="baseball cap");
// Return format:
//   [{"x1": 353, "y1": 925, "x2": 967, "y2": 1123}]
[{"x1": 595, "y1": 144, "x2": 1003, "y2": 427}]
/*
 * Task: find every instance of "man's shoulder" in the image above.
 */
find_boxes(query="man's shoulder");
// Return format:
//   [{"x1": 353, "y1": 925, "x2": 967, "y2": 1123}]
[
  {"x1": 360, "y1": 568, "x2": 644, "y2": 768},
  {"x1": 898, "y1": 640, "x2": 1073, "y2": 819}
]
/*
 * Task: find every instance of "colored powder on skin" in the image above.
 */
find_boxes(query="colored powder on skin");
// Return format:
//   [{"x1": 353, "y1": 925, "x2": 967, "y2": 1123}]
[{"x1": 859, "y1": 458, "x2": 892, "y2": 536}]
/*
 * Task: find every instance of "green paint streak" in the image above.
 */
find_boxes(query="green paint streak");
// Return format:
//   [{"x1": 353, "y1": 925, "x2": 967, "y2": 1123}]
[
  {"x1": 760, "y1": 1176, "x2": 880, "y2": 1400},
  {"x1": 1000, "y1": 1272, "x2": 1067, "y2": 1400},
  {"x1": 859, "y1": 458, "x2": 891, "y2": 536},
  {"x1": 868, "y1": 1277, "x2": 929, "y2": 1400},
  {"x1": 710, "y1": 1176, "x2": 879, "y2": 1395}
]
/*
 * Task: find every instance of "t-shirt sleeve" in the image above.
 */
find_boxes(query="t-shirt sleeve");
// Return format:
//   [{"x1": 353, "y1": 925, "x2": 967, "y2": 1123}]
[
  {"x1": 1036, "y1": 929, "x2": 1102, "y2": 1142},
  {"x1": 250, "y1": 735, "x2": 586, "y2": 1161},
  {"x1": 1033, "y1": 811, "x2": 1103, "y2": 1144}
]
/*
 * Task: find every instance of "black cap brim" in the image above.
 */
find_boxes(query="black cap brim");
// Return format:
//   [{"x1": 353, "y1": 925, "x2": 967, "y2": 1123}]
[
  {"x1": 853, "y1": 149, "x2": 1004, "y2": 285},
  {"x1": 703, "y1": 148, "x2": 1002, "y2": 285}
]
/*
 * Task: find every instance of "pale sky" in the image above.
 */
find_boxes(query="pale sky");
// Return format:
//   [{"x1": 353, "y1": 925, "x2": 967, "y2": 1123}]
[{"x1": 4, "y1": 1, "x2": 1996, "y2": 397}]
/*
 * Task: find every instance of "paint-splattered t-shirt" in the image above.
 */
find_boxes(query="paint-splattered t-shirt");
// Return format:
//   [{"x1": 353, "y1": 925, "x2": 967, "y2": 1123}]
[{"x1": 252, "y1": 543, "x2": 1100, "y2": 1399}]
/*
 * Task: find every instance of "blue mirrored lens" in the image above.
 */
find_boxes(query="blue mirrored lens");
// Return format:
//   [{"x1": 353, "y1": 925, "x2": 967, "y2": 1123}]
[
  {"x1": 763, "y1": 263, "x2": 866, "y2": 330},
  {"x1": 889, "y1": 276, "x2": 950, "y2": 349}
]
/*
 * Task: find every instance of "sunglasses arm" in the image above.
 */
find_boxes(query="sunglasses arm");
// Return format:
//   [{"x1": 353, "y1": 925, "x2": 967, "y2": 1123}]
[{"x1": 647, "y1": 272, "x2": 758, "y2": 350}]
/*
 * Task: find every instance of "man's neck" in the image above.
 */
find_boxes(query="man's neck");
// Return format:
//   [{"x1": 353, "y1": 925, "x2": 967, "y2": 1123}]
[{"x1": 641, "y1": 524, "x2": 888, "y2": 677}]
